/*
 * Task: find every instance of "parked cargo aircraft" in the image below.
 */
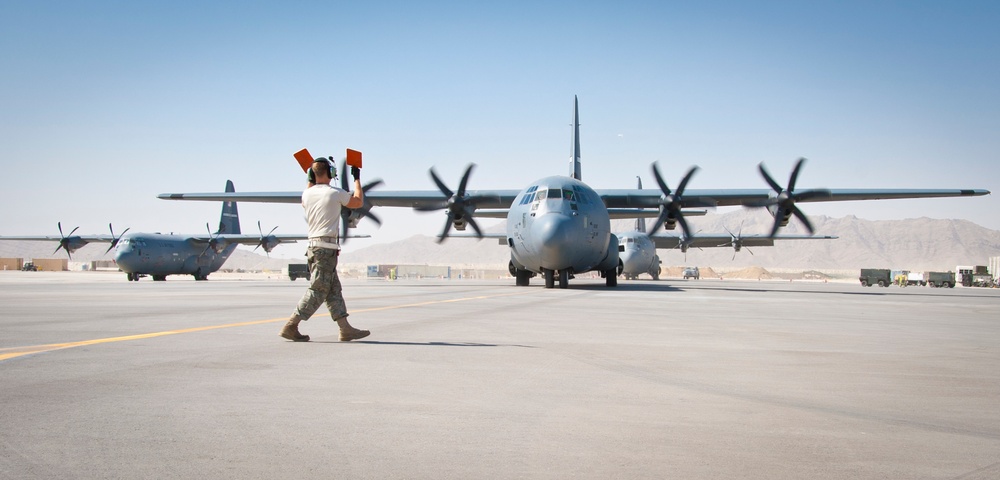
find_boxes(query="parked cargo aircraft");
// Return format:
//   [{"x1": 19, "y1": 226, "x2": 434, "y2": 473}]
[
  {"x1": 616, "y1": 177, "x2": 837, "y2": 280},
  {"x1": 158, "y1": 97, "x2": 989, "y2": 288},
  {"x1": 2, "y1": 181, "x2": 319, "y2": 281},
  {"x1": 617, "y1": 217, "x2": 837, "y2": 280}
]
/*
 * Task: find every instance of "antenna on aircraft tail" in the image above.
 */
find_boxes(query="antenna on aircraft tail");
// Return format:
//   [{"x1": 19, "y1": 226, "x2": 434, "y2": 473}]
[{"x1": 569, "y1": 95, "x2": 581, "y2": 180}]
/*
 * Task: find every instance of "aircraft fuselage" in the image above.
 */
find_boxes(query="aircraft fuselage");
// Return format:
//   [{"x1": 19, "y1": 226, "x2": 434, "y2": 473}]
[
  {"x1": 113, "y1": 233, "x2": 236, "y2": 280},
  {"x1": 506, "y1": 175, "x2": 619, "y2": 278},
  {"x1": 618, "y1": 231, "x2": 660, "y2": 280}
]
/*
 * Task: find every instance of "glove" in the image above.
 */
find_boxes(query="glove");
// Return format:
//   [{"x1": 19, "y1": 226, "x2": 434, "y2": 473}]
[{"x1": 351, "y1": 166, "x2": 361, "y2": 180}]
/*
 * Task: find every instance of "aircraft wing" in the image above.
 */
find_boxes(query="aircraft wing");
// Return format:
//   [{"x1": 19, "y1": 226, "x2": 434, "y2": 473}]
[
  {"x1": 188, "y1": 234, "x2": 307, "y2": 245},
  {"x1": 596, "y1": 188, "x2": 990, "y2": 208},
  {"x1": 160, "y1": 188, "x2": 989, "y2": 209},
  {"x1": 158, "y1": 190, "x2": 522, "y2": 209},
  {"x1": 186, "y1": 233, "x2": 369, "y2": 246},
  {"x1": 469, "y1": 209, "x2": 510, "y2": 219},
  {"x1": 0, "y1": 232, "x2": 118, "y2": 257},
  {"x1": 649, "y1": 233, "x2": 838, "y2": 250},
  {"x1": 607, "y1": 209, "x2": 706, "y2": 219},
  {"x1": 0, "y1": 235, "x2": 116, "y2": 242}
]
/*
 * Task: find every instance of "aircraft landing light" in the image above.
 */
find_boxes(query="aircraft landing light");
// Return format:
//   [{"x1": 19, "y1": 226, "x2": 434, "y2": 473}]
[{"x1": 0, "y1": 290, "x2": 535, "y2": 363}]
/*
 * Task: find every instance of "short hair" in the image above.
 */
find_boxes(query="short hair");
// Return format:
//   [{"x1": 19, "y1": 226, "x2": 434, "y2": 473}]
[{"x1": 311, "y1": 159, "x2": 334, "y2": 179}]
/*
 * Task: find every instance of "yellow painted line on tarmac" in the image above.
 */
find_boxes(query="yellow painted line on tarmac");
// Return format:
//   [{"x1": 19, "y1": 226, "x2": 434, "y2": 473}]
[{"x1": 0, "y1": 289, "x2": 532, "y2": 363}]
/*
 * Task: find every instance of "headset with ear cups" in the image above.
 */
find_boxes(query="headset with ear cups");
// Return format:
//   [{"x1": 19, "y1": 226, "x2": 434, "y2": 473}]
[{"x1": 307, "y1": 157, "x2": 336, "y2": 183}]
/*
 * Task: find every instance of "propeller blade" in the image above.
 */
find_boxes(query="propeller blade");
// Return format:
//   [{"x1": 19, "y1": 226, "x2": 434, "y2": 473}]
[
  {"x1": 423, "y1": 163, "x2": 482, "y2": 242},
  {"x1": 650, "y1": 209, "x2": 670, "y2": 233},
  {"x1": 457, "y1": 164, "x2": 475, "y2": 197},
  {"x1": 429, "y1": 168, "x2": 454, "y2": 198},
  {"x1": 340, "y1": 161, "x2": 349, "y2": 191},
  {"x1": 649, "y1": 162, "x2": 702, "y2": 239},
  {"x1": 675, "y1": 166, "x2": 699, "y2": 196},
  {"x1": 201, "y1": 222, "x2": 219, "y2": 256},
  {"x1": 675, "y1": 213, "x2": 693, "y2": 240},
  {"x1": 792, "y1": 206, "x2": 815, "y2": 234},
  {"x1": 466, "y1": 215, "x2": 484, "y2": 239},
  {"x1": 787, "y1": 157, "x2": 805, "y2": 192},
  {"x1": 105, "y1": 224, "x2": 130, "y2": 254},
  {"x1": 340, "y1": 213, "x2": 350, "y2": 245},
  {"x1": 756, "y1": 158, "x2": 826, "y2": 237},
  {"x1": 414, "y1": 202, "x2": 448, "y2": 212},
  {"x1": 794, "y1": 189, "x2": 832, "y2": 202},
  {"x1": 769, "y1": 216, "x2": 782, "y2": 238},
  {"x1": 652, "y1": 163, "x2": 671, "y2": 195},
  {"x1": 758, "y1": 163, "x2": 783, "y2": 193},
  {"x1": 336, "y1": 176, "x2": 384, "y2": 244},
  {"x1": 436, "y1": 215, "x2": 453, "y2": 243},
  {"x1": 55, "y1": 222, "x2": 78, "y2": 259}
]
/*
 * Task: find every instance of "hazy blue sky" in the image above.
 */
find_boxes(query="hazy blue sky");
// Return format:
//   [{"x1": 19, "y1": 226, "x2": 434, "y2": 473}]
[{"x1": 2, "y1": 1, "x2": 997, "y2": 257}]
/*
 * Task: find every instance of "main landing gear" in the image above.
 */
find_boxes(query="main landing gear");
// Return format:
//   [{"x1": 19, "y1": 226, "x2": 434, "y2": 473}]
[{"x1": 541, "y1": 269, "x2": 571, "y2": 289}]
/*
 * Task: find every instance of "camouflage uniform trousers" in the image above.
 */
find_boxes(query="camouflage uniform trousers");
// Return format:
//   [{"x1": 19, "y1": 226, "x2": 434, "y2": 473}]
[{"x1": 294, "y1": 247, "x2": 349, "y2": 321}]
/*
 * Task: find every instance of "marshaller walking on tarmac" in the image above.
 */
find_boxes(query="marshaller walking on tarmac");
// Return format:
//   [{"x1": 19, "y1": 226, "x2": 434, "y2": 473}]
[{"x1": 280, "y1": 156, "x2": 370, "y2": 342}]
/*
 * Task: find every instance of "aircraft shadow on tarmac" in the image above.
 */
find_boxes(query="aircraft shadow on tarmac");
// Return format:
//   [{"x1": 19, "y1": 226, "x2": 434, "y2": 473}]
[
  {"x1": 562, "y1": 282, "x2": 684, "y2": 293},
  {"x1": 309, "y1": 340, "x2": 535, "y2": 348}
]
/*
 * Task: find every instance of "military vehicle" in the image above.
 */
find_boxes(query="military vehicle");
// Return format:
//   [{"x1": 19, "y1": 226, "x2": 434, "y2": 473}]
[
  {"x1": 859, "y1": 268, "x2": 891, "y2": 287},
  {"x1": 285, "y1": 263, "x2": 310, "y2": 281},
  {"x1": 925, "y1": 271, "x2": 956, "y2": 288}
]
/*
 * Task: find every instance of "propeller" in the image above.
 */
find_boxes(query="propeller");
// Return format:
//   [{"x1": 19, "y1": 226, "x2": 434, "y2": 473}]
[
  {"x1": 721, "y1": 222, "x2": 754, "y2": 260},
  {"x1": 254, "y1": 221, "x2": 279, "y2": 257},
  {"x1": 105, "y1": 223, "x2": 130, "y2": 254},
  {"x1": 748, "y1": 158, "x2": 830, "y2": 236},
  {"x1": 338, "y1": 160, "x2": 384, "y2": 244},
  {"x1": 200, "y1": 223, "x2": 223, "y2": 256},
  {"x1": 649, "y1": 163, "x2": 716, "y2": 239},
  {"x1": 415, "y1": 164, "x2": 490, "y2": 243},
  {"x1": 53, "y1": 222, "x2": 81, "y2": 259}
]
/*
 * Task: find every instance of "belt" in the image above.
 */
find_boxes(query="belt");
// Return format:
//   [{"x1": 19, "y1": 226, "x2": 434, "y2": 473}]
[{"x1": 308, "y1": 236, "x2": 340, "y2": 249}]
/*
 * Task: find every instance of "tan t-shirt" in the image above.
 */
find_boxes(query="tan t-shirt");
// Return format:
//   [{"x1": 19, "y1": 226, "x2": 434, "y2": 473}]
[{"x1": 302, "y1": 184, "x2": 353, "y2": 242}]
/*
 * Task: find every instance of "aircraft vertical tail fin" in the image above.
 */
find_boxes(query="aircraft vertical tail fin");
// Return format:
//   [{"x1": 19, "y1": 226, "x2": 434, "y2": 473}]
[
  {"x1": 636, "y1": 176, "x2": 646, "y2": 233},
  {"x1": 217, "y1": 180, "x2": 240, "y2": 234},
  {"x1": 569, "y1": 95, "x2": 582, "y2": 181}
]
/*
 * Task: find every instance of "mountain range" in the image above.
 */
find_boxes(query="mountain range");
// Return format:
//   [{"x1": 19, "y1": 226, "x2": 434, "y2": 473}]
[
  {"x1": 3, "y1": 210, "x2": 999, "y2": 273},
  {"x1": 338, "y1": 209, "x2": 1000, "y2": 272}
]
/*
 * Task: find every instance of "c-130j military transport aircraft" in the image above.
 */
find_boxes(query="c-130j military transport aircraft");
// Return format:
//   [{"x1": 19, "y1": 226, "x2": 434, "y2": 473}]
[
  {"x1": 159, "y1": 97, "x2": 989, "y2": 289},
  {"x1": 616, "y1": 177, "x2": 838, "y2": 280},
  {"x1": 2, "y1": 181, "x2": 317, "y2": 281}
]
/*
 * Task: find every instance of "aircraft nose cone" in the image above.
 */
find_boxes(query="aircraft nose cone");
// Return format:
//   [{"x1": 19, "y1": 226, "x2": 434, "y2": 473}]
[
  {"x1": 113, "y1": 246, "x2": 135, "y2": 271},
  {"x1": 531, "y1": 213, "x2": 576, "y2": 267},
  {"x1": 619, "y1": 249, "x2": 637, "y2": 270}
]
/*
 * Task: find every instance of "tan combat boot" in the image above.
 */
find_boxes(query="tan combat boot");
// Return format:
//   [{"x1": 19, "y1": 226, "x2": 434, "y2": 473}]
[
  {"x1": 336, "y1": 317, "x2": 370, "y2": 342},
  {"x1": 280, "y1": 315, "x2": 310, "y2": 342}
]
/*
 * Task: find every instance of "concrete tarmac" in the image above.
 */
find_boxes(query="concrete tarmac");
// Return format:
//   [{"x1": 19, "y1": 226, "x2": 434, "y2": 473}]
[{"x1": 1, "y1": 271, "x2": 999, "y2": 479}]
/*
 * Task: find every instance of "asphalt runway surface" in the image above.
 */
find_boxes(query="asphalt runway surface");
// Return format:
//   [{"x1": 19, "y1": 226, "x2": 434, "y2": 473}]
[{"x1": 1, "y1": 271, "x2": 999, "y2": 479}]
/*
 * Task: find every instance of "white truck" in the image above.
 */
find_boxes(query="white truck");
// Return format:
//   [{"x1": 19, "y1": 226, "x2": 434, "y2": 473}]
[{"x1": 906, "y1": 271, "x2": 925, "y2": 286}]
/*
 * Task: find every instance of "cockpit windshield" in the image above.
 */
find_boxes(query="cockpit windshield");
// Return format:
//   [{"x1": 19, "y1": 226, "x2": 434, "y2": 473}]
[{"x1": 522, "y1": 184, "x2": 592, "y2": 209}]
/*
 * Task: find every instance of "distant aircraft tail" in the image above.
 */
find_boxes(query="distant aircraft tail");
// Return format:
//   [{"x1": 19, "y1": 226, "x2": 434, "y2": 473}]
[
  {"x1": 569, "y1": 95, "x2": 582, "y2": 180},
  {"x1": 217, "y1": 180, "x2": 240, "y2": 234},
  {"x1": 635, "y1": 176, "x2": 646, "y2": 233}
]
